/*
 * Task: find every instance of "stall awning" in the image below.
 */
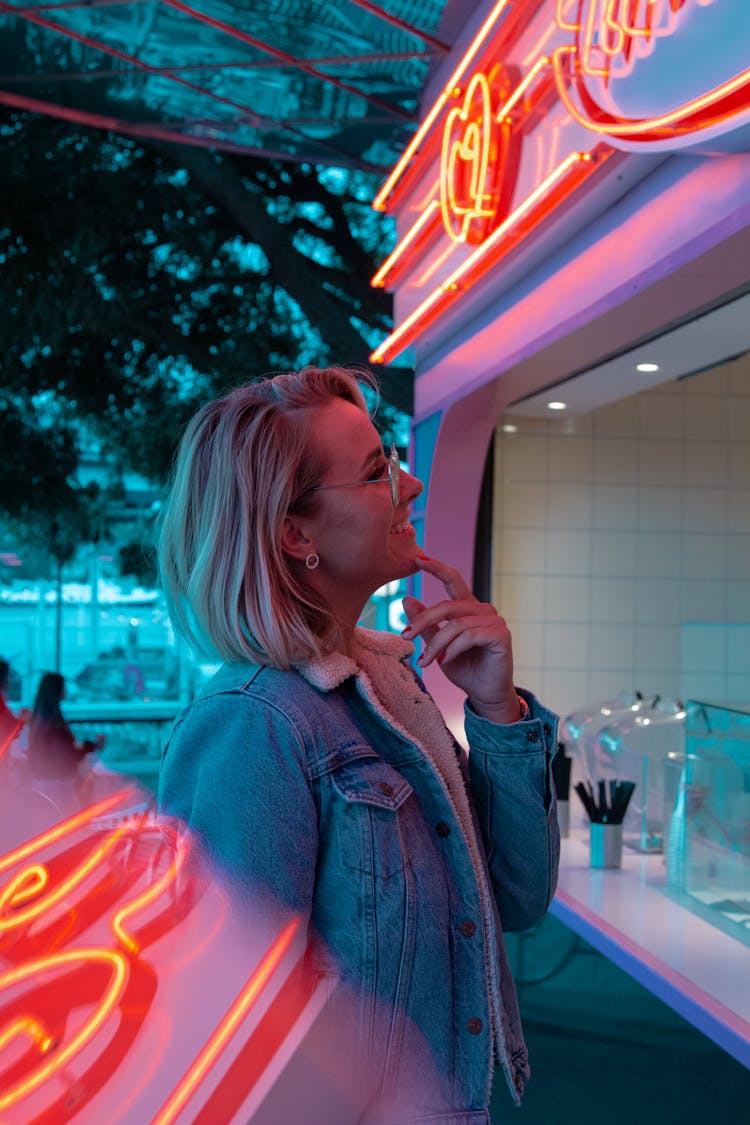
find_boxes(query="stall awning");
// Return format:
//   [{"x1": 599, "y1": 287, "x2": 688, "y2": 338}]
[{"x1": 0, "y1": 0, "x2": 458, "y2": 170}]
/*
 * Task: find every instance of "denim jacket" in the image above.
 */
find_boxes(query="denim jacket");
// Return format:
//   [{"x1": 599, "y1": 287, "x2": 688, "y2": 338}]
[{"x1": 158, "y1": 629, "x2": 559, "y2": 1124}]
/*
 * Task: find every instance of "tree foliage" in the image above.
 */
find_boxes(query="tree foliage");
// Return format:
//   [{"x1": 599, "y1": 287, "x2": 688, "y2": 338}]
[{"x1": 1, "y1": 108, "x2": 411, "y2": 564}]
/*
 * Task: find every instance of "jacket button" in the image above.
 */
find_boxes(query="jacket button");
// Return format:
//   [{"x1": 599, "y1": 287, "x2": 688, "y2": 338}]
[
  {"x1": 526, "y1": 729, "x2": 539, "y2": 744},
  {"x1": 436, "y1": 821, "x2": 451, "y2": 837},
  {"x1": 460, "y1": 920, "x2": 476, "y2": 937},
  {"x1": 543, "y1": 723, "x2": 552, "y2": 737},
  {"x1": 467, "y1": 1017, "x2": 483, "y2": 1035},
  {"x1": 379, "y1": 782, "x2": 394, "y2": 796}
]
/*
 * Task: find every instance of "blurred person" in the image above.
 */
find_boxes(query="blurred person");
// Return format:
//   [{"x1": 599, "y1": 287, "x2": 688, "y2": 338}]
[
  {"x1": 157, "y1": 366, "x2": 560, "y2": 1122},
  {"x1": 0, "y1": 658, "x2": 25, "y2": 756},
  {"x1": 27, "y1": 671, "x2": 100, "y2": 782}
]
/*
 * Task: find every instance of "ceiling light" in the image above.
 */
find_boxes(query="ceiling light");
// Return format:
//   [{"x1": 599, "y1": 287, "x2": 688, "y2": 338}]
[
  {"x1": 636, "y1": 362, "x2": 659, "y2": 372},
  {"x1": 502, "y1": 423, "x2": 518, "y2": 433},
  {"x1": 547, "y1": 401, "x2": 566, "y2": 410}
]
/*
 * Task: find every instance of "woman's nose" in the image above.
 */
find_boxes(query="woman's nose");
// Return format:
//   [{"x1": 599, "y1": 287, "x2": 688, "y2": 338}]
[{"x1": 400, "y1": 470, "x2": 423, "y2": 504}]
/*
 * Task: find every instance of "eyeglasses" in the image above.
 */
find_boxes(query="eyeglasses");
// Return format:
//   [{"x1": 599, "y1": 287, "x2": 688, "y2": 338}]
[{"x1": 311, "y1": 442, "x2": 400, "y2": 507}]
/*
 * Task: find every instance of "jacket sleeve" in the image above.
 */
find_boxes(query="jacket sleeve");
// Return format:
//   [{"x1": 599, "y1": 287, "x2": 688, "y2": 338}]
[
  {"x1": 157, "y1": 689, "x2": 318, "y2": 927},
  {"x1": 464, "y1": 689, "x2": 560, "y2": 932}
]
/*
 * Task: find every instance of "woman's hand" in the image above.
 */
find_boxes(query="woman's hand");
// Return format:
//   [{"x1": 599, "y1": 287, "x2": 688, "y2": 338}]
[{"x1": 402, "y1": 556, "x2": 522, "y2": 724}]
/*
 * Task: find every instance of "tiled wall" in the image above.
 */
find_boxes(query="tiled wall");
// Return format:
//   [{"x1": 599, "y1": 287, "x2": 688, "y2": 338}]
[{"x1": 492, "y1": 354, "x2": 750, "y2": 718}]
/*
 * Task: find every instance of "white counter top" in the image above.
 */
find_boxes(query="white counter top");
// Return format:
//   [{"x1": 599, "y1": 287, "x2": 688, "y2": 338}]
[{"x1": 550, "y1": 827, "x2": 750, "y2": 1069}]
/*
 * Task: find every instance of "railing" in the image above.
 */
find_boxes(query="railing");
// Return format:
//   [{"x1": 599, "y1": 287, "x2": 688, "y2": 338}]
[{"x1": 65, "y1": 701, "x2": 180, "y2": 792}]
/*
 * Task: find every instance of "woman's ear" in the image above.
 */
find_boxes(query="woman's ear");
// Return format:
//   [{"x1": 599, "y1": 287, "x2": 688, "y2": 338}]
[{"x1": 281, "y1": 515, "x2": 316, "y2": 562}]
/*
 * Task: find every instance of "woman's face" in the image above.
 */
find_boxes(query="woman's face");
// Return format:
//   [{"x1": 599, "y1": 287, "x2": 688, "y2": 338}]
[{"x1": 300, "y1": 398, "x2": 423, "y2": 614}]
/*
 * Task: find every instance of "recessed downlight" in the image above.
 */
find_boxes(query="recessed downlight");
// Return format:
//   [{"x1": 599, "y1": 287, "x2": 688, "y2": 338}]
[
  {"x1": 502, "y1": 423, "x2": 518, "y2": 433},
  {"x1": 636, "y1": 362, "x2": 660, "y2": 372},
  {"x1": 547, "y1": 401, "x2": 566, "y2": 410}
]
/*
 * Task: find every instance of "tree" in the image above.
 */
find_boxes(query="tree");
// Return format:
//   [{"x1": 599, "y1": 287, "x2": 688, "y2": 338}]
[{"x1": 1, "y1": 108, "x2": 412, "y2": 553}]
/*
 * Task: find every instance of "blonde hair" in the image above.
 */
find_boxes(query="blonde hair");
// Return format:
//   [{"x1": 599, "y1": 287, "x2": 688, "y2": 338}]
[{"x1": 158, "y1": 366, "x2": 375, "y2": 668}]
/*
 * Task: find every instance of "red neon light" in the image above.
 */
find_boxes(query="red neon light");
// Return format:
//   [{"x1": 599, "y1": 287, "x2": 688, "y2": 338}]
[
  {"x1": 150, "y1": 918, "x2": 300, "y2": 1125},
  {"x1": 370, "y1": 144, "x2": 621, "y2": 364},
  {"x1": 0, "y1": 949, "x2": 129, "y2": 1112}
]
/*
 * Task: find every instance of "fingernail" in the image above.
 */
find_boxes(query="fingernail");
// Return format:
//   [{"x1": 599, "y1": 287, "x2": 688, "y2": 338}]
[
  {"x1": 417, "y1": 654, "x2": 426, "y2": 666},
  {"x1": 437, "y1": 652, "x2": 445, "y2": 664},
  {"x1": 416, "y1": 552, "x2": 431, "y2": 560},
  {"x1": 401, "y1": 626, "x2": 414, "y2": 637}
]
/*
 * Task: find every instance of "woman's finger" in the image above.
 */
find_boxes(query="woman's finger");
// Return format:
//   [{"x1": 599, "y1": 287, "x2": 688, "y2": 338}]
[
  {"x1": 414, "y1": 555, "x2": 473, "y2": 601},
  {"x1": 403, "y1": 598, "x2": 496, "y2": 640}
]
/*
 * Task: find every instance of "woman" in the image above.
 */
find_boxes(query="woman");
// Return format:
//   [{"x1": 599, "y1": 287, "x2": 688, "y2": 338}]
[
  {"x1": 157, "y1": 366, "x2": 559, "y2": 1123},
  {"x1": 27, "y1": 671, "x2": 97, "y2": 780}
]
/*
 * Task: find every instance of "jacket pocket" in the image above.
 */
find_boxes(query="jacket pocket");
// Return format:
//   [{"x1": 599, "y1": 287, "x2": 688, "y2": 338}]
[{"x1": 330, "y1": 756, "x2": 412, "y2": 878}]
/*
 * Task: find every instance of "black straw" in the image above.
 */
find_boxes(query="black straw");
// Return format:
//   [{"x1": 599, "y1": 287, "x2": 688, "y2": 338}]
[{"x1": 575, "y1": 779, "x2": 636, "y2": 825}]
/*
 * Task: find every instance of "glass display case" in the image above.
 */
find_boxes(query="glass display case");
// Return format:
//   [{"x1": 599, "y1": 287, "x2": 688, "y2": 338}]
[{"x1": 665, "y1": 700, "x2": 750, "y2": 941}]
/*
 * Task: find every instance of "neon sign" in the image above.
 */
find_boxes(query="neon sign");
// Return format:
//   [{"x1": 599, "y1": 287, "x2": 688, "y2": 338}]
[
  {"x1": 370, "y1": 0, "x2": 750, "y2": 364},
  {"x1": 0, "y1": 790, "x2": 305, "y2": 1122}
]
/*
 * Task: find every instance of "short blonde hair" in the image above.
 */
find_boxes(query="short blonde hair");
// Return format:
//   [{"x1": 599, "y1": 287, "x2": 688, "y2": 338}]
[{"x1": 158, "y1": 366, "x2": 375, "y2": 668}]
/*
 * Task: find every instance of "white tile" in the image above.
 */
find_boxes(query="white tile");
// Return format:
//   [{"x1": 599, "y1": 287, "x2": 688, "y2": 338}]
[
  {"x1": 728, "y1": 398, "x2": 750, "y2": 442},
  {"x1": 726, "y1": 672, "x2": 750, "y2": 700},
  {"x1": 503, "y1": 435, "x2": 548, "y2": 482},
  {"x1": 589, "y1": 623, "x2": 635, "y2": 670},
  {"x1": 637, "y1": 486, "x2": 683, "y2": 531},
  {"x1": 679, "y1": 671, "x2": 728, "y2": 703},
  {"x1": 726, "y1": 536, "x2": 750, "y2": 580},
  {"x1": 681, "y1": 534, "x2": 727, "y2": 581},
  {"x1": 639, "y1": 439, "x2": 684, "y2": 486},
  {"x1": 727, "y1": 625, "x2": 750, "y2": 673},
  {"x1": 636, "y1": 532, "x2": 683, "y2": 578},
  {"x1": 513, "y1": 666, "x2": 545, "y2": 697},
  {"x1": 501, "y1": 574, "x2": 547, "y2": 622},
  {"x1": 727, "y1": 360, "x2": 750, "y2": 397},
  {"x1": 680, "y1": 624, "x2": 726, "y2": 673},
  {"x1": 726, "y1": 582, "x2": 750, "y2": 621},
  {"x1": 497, "y1": 528, "x2": 548, "y2": 575},
  {"x1": 685, "y1": 368, "x2": 729, "y2": 395},
  {"x1": 511, "y1": 622, "x2": 544, "y2": 669},
  {"x1": 635, "y1": 624, "x2": 680, "y2": 670},
  {"x1": 684, "y1": 395, "x2": 728, "y2": 441},
  {"x1": 679, "y1": 579, "x2": 727, "y2": 621},
  {"x1": 544, "y1": 576, "x2": 591, "y2": 622},
  {"x1": 635, "y1": 578, "x2": 681, "y2": 624},
  {"x1": 592, "y1": 484, "x2": 638, "y2": 530},
  {"x1": 684, "y1": 441, "x2": 728, "y2": 487},
  {"x1": 548, "y1": 482, "x2": 593, "y2": 528},
  {"x1": 637, "y1": 393, "x2": 685, "y2": 439},
  {"x1": 548, "y1": 435, "x2": 594, "y2": 481},
  {"x1": 543, "y1": 623, "x2": 590, "y2": 668},
  {"x1": 545, "y1": 528, "x2": 591, "y2": 576},
  {"x1": 682, "y1": 487, "x2": 728, "y2": 533},
  {"x1": 727, "y1": 490, "x2": 750, "y2": 534},
  {"x1": 588, "y1": 669, "x2": 636, "y2": 704},
  {"x1": 594, "y1": 437, "x2": 639, "y2": 484},
  {"x1": 593, "y1": 397, "x2": 641, "y2": 437},
  {"x1": 729, "y1": 443, "x2": 750, "y2": 489},
  {"x1": 501, "y1": 481, "x2": 549, "y2": 528},
  {"x1": 543, "y1": 669, "x2": 591, "y2": 719},
  {"x1": 591, "y1": 530, "x2": 636, "y2": 576},
  {"x1": 590, "y1": 577, "x2": 637, "y2": 622}
]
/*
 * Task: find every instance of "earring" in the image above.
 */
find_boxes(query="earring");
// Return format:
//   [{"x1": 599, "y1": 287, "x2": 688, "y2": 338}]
[{"x1": 305, "y1": 552, "x2": 320, "y2": 570}]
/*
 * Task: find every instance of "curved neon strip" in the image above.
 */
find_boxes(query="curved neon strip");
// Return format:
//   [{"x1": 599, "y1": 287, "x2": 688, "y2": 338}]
[
  {"x1": 552, "y1": 45, "x2": 750, "y2": 136},
  {"x1": 371, "y1": 151, "x2": 588, "y2": 363},
  {"x1": 373, "y1": 0, "x2": 514, "y2": 209},
  {"x1": 0, "y1": 949, "x2": 128, "y2": 1112},
  {"x1": 371, "y1": 200, "x2": 441, "y2": 286},
  {"x1": 111, "y1": 833, "x2": 191, "y2": 956}
]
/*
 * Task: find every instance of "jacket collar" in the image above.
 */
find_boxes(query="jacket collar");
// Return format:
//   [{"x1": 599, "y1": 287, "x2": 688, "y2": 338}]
[{"x1": 295, "y1": 627, "x2": 415, "y2": 692}]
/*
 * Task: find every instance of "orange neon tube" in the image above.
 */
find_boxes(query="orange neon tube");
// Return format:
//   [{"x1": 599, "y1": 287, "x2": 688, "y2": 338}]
[
  {"x1": 371, "y1": 199, "x2": 441, "y2": 286},
  {"x1": 111, "y1": 834, "x2": 191, "y2": 955},
  {"x1": 0, "y1": 789, "x2": 137, "y2": 875},
  {"x1": 552, "y1": 47, "x2": 750, "y2": 135},
  {"x1": 0, "y1": 949, "x2": 129, "y2": 1113},
  {"x1": 150, "y1": 917, "x2": 301, "y2": 1125},
  {"x1": 373, "y1": 0, "x2": 514, "y2": 210},
  {"x1": 371, "y1": 151, "x2": 592, "y2": 363}
]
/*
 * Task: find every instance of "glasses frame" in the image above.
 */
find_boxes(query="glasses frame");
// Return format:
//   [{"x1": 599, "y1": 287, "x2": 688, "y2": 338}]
[{"x1": 310, "y1": 442, "x2": 400, "y2": 507}]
